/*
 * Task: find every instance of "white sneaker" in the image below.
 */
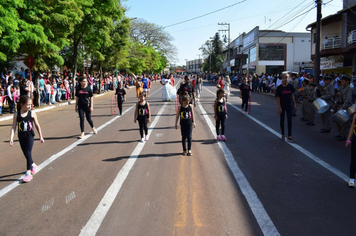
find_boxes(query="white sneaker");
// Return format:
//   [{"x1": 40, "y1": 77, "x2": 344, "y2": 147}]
[
  {"x1": 144, "y1": 135, "x2": 149, "y2": 141},
  {"x1": 79, "y1": 133, "x2": 85, "y2": 139},
  {"x1": 92, "y1": 127, "x2": 97, "y2": 134},
  {"x1": 140, "y1": 138, "x2": 145, "y2": 142},
  {"x1": 348, "y1": 178, "x2": 355, "y2": 187}
]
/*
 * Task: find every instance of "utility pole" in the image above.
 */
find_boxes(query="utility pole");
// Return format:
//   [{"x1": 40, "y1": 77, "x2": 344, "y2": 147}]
[
  {"x1": 314, "y1": 0, "x2": 322, "y2": 85},
  {"x1": 209, "y1": 37, "x2": 214, "y2": 73},
  {"x1": 218, "y1": 23, "x2": 230, "y2": 73}
]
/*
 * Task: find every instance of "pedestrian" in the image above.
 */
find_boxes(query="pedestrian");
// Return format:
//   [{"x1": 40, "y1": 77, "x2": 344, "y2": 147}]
[
  {"x1": 175, "y1": 91, "x2": 196, "y2": 156},
  {"x1": 196, "y1": 74, "x2": 203, "y2": 101},
  {"x1": 306, "y1": 82, "x2": 318, "y2": 126},
  {"x1": 334, "y1": 75, "x2": 351, "y2": 141},
  {"x1": 9, "y1": 95, "x2": 44, "y2": 183},
  {"x1": 179, "y1": 75, "x2": 196, "y2": 106},
  {"x1": 239, "y1": 77, "x2": 251, "y2": 114},
  {"x1": 6, "y1": 79, "x2": 15, "y2": 113},
  {"x1": 135, "y1": 76, "x2": 143, "y2": 100},
  {"x1": 223, "y1": 75, "x2": 231, "y2": 101},
  {"x1": 134, "y1": 92, "x2": 151, "y2": 142},
  {"x1": 345, "y1": 105, "x2": 356, "y2": 187},
  {"x1": 75, "y1": 77, "x2": 97, "y2": 139},
  {"x1": 214, "y1": 88, "x2": 228, "y2": 141},
  {"x1": 115, "y1": 82, "x2": 126, "y2": 115},
  {"x1": 276, "y1": 73, "x2": 297, "y2": 142}
]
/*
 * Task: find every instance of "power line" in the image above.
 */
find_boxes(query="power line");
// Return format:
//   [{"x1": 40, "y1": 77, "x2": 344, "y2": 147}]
[{"x1": 163, "y1": 0, "x2": 248, "y2": 28}]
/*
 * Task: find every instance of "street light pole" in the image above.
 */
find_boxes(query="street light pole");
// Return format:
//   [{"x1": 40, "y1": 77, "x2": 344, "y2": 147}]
[
  {"x1": 209, "y1": 37, "x2": 214, "y2": 73},
  {"x1": 218, "y1": 22, "x2": 231, "y2": 72},
  {"x1": 314, "y1": 0, "x2": 322, "y2": 85}
]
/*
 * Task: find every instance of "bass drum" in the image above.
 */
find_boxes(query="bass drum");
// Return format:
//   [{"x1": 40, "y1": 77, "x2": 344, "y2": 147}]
[
  {"x1": 333, "y1": 109, "x2": 349, "y2": 125},
  {"x1": 312, "y1": 98, "x2": 330, "y2": 114},
  {"x1": 347, "y1": 104, "x2": 356, "y2": 117}
]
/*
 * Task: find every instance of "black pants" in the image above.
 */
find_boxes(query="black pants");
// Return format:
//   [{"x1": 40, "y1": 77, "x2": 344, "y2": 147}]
[
  {"x1": 350, "y1": 136, "x2": 356, "y2": 178},
  {"x1": 19, "y1": 136, "x2": 34, "y2": 171},
  {"x1": 181, "y1": 124, "x2": 193, "y2": 151},
  {"x1": 78, "y1": 106, "x2": 94, "y2": 133},
  {"x1": 280, "y1": 106, "x2": 292, "y2": 136},
  {"x1": 216, "y1": 115, "x2": 226, "y2": 135},
  {"x1": 241, "y1": 95, "x2": 249, "y2": 111},
  {"x1": 7, "y1": 96, "x2": 15, "y2": 112},
  {"x1": 117, "y1": 99, "x2": 123, "y2": 115},
  {"x1": 138, "y1": 117, "x2": 148, "y2": 138}
]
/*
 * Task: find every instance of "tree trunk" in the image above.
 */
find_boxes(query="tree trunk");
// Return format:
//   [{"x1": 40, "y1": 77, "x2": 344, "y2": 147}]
[
  {"x1": 98, "y1": 61, "x2": 102, "y2": 94},
  {"x1": 72, "y1": 44, "x2": 78, "y2": 99},
  {"x1": 33, "y1": 71, "x2": 40, "y2": 107}
]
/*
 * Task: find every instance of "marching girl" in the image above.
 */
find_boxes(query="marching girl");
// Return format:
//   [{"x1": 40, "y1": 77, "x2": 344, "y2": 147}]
[
  {"x1": 134, "y1": 92, "x2": 151, "y2": 142},
  {"x1": 214, "y1": 88, "x2": 228, "y2": 141},
  {"x1": 115, "y1": 82, "x2": 126, "y2": 116},
  {"x1": 9, "y1": 95, "x2": 44, "y2": 183},
  {"x1": 345, "y1": 106, "x2": 356, "y2": 187},
  {"x1": 239, "y1": 77, "x2": 251, "y2": 114},
  {"x1": 75, "y1": 77, "x2": 97, "y2": 139},
  {"x1": 175, "y1": 91, "x2": 196, "y2": 156}
]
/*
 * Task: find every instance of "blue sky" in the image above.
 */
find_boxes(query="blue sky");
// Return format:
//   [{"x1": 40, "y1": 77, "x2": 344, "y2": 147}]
[{"x1": 125, "y1": 0, "x2": 343, "y2": 66}]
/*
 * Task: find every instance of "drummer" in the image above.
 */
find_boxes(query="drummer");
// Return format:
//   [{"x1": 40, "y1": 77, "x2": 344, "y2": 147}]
[
  {"x1": 306, "y1": 82, "x2": 318, "y2": 126},
  {"x1": 300, "y1": 78, "x2": 310, "y2": 122},
  {"x1": 334, "y1": 75, "x2": 352, "y2": 141},
  {"x1": 320, "y1": 76, "x2": 335, "y2": 133},
  {"x1": 290, "y1": 72, "x2": 299, "y2": 116},
  {"x1": 345, "y1": 77, "x2": 356, "y2": 108}
]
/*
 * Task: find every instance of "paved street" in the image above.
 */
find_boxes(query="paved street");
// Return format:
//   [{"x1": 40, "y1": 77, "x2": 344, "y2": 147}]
[{"x1": 0, "y1": 79, "x2": 355, "y2": 236}]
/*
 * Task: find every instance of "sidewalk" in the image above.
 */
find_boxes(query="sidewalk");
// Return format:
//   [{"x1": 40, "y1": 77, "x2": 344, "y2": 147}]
[{"x1": 0, "y1": 93, "x2": 107, "y2": 123}]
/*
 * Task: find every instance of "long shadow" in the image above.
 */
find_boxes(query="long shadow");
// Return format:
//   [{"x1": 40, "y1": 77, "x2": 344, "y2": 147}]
[
  {"x1": 91, "y1": 114, "x2": 114, "y2": 117},
  {"x1": 0, "y1": 172, "x2": 24, "y2": 182},
  {"x1": 40, "y1": 135, "x2": 79, "y2": 140},
  {"x1": 119, "y1": 126, "x2": 175, "y2": 132},
  {"x1": 78, "y1": 140, "x2": 138, "y2": 146},
  {"x1": 0, "y1": 124, "x2": 12, "y2": 127},
  {"x1": 154, "y1": 139, "x2": 217, "y2": 145},
  {"x1": 103, "y1": 152, "x2": 182, "y2": 162}
]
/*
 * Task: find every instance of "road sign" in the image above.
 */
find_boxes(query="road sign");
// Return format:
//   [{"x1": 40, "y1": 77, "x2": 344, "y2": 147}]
[{"x1": 24, "y1": 55, "x2": 35, "y2": 70}]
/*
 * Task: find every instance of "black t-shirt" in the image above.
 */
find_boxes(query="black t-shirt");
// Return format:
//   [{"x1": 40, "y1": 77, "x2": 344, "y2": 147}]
[
  {"x1": 216, "y1": 98, "x2": 227, "y2": 117},
  {"x1": 136, "y1": 102, "x2": 149, "y2": 121},
  {"x1": 180, "y1": 105, "x2": 192, "y2": 125},
  {"x1": 239, "y1": 83, "x2": 251, "y2": 97},
  {"x1": 275, "y1": 83, "x2": 295, "y2": 108},
  {"x1": 179, "y1": 83, "x2": 195, "y2": 99},
  {"x1": 76, "y1": 86, "x2": 93, "y2": 108},
  {"x1": 116, "y1": 88, "x2": 126, "y2": 102},
  {"x1": 20, "y1": 85, "x2": 28, "y2": 97}
]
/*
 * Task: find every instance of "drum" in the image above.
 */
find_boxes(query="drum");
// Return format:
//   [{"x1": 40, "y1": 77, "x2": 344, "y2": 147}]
[
  {"x1": 347, "y1": 104, "x2": 356, "y2": 117},
  {"x1": 312, "y1": 98, "x2": 330, "y2": 114},
  {"x1": 333, "y1": 109, "x2": 349, "y2": 125}
]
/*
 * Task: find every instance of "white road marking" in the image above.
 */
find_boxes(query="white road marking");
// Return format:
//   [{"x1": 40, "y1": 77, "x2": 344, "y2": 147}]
[
  {"x1": 198, "y1": 101, "x2": 281, "y2": 236},
  {"x1": 65, "y1": 191, "x2": 76, "y2": 204},
  {"x1": 204, "y1": 87, "x2": 349, "y2": 181},
  {"x1": 41, "y1": 198, "x2": 54, "y2": 214},
  {"x1": 79, "y1": 103, "x2": 168, "y2": 236}
]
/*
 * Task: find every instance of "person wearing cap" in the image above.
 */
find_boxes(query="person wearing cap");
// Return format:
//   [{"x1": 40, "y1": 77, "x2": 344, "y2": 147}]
[
  {"x1": 334, "y1": 75, "x2": 351, "y2": 141},
  {"x1": 345, "y1": 76, "x2": 356, "y2": 108},
  {"x1": 290, "y1": 72, "x2": 299, "y2": 116},
  {"x1": 306, "y1": 82, "x2": 318, "y2": 126},
  {"x1": 320, "y1": 76, "x2": 335, "y2": 133},
  {"x1": 300, "y1": 78, "x2": 310, "y2": 122}
]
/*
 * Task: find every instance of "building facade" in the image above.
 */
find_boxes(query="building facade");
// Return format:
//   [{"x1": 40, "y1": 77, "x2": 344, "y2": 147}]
[{"x1": 186, "y1": 59, "x2": 204, "y2": 73}]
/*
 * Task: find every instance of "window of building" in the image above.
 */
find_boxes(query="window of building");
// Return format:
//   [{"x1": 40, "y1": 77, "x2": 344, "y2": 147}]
[{"x1": 259, "y1": 45, "x2": 285, "y2": 61}]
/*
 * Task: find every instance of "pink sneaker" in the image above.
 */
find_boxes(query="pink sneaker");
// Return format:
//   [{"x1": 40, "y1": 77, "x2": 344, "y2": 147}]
[
  {"x1": 23, "y1": 172, "x2": 33, "y2": 183},
  {"x1": 221, "y1": 135, "x2": 226, "y2": 141},
  {"x1": 31, "y1": 164, "x2": 38, "y2": 175},
  {"x1": 217, "y1": 135, "x2": 222, "y2": 141}
]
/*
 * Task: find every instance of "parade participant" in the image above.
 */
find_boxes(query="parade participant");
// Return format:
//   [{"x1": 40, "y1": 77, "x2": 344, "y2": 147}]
[
  {"x1": 320, "y1": 76, "x2": 335, "y2": 133},
  {"x1": 135, "y1": 76, "x2": 143, "y2": 99},
  {"x1": 306, "y1": 83, "x2": 318, "y2": 126},
  {"x1": 115, "y1": 82, "x2": 126, "y2": 115},
  {"x1": 195, "y1": 74, "x2": 203, "y2": 101},
  {"x1": 9, "y1": 95, "x2": 44, "y2": 183},
  {"x1": 75, "y1": 77, "x2": 97, "y2": 139},
  {"x1": 179, "y1": 75, "x2": 196, "y2": 106},
  {"x1": 134, "y1": 92, "x2": 151, "y2": 142},
  {"x1": 239, "y1": 77, "x2": 251, "y2": 114},
  {"x1": 334, "y1": 75, "x2": 351, "y2": 141},
  {"x1": 141, "y1": 74, "x2": 149, "y2": 97},
  {"x1": 345, "y1": 78, "x2": 356, "y2": 108},
  {"x1": 175, "y1": 91, "x2": 196, "y2": 156},
  {"x1": 300, "y1": 78, "x2": 310, "y2": 121},
  {"x1": 224, "y1": 75, "x2": 231, "y2": 101},
  {"x1": 216, "y1": 76, "x2": 224, "y2": 89},
  {"x1": 214, "y1": 88, "x2": 228, "y2": 141},
  {"x1": 345, "y1": 105, "x2": 356, "y2": 187},
  {"x1": 290, "y1": 72, "x2": 299, "y2": 116},
  {"x1": 276, "y1": 73, "x2": 297, "y2": 142},
  {"x1": 6, "y1": 79, "x2": 15, "y2": 113}
]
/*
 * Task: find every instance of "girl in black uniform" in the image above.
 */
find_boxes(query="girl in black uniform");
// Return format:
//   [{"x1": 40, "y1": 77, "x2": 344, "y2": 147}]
[
  {"x1": 115, "y1": 82, "x2": 126, "y2": 115},
  {"x1": 75, "y1": 77, "x2": 97, "y2": 139},
  {"x1": 134, "y1": 92, "x2": 151, "y2": 142},
  {"x1": 276, "y1": 73, "x2": 297, "y2": 142},
  {"x1": 175, "y1": 91, "x2": 196, "y2": 156},
  {"x1": 9, "y1": 95, "x2": 44, "y2": 183},
  {"x1": 214, "y1": 88, "x2": 228, "y2": 141},
  {"x1": 346, "y1": 107, "x2": 356, "y2": 187},
  {"x1": 239, "y1": 77, "x2": 251, "y2": 114}
]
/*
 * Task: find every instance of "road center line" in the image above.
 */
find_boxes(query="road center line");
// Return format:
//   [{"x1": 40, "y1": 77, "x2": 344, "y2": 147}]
[
  {"x1": 204, "y1": 87, "x2": 348, "y2": 182},
  {"x1": 198, "y1": 101, "x2": 280, "y2": 236},
  {"x1": 79, "y1": 103, "x2": 168, "y2": 236}
]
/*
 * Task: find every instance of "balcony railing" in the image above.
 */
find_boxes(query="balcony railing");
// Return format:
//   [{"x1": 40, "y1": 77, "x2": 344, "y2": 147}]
[
  {"x1": 348, "y1": 30, "x2": 356, "y2": 45},
  {"x1": 321, "y1": 36, "x2": 342, "y2": 50}
]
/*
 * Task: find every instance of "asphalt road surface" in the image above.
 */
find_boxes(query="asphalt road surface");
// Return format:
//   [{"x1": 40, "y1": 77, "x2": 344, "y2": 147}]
[{"x1": 0, "y1": 78, "x2": 355, "y2": 236}]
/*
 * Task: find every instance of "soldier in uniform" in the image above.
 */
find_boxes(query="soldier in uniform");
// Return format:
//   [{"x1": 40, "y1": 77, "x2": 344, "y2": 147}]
[
  {"x1": 290, "y1": 72, "x2": 299, "y2": 116},
  {"x1": 306, "y1": 82, "x2": 318, "y2": 126},
  {"x1": 300, "y1": 78, "x2": 310, "y2": 121},
  {"x1": 334, "y1": 75, "x2": 351, "y2": 141},
  {"x1": 320, "y1": 76, "x2": 335, "y2": 133},
  {"x1": 345, "y1": 76, "x2": 356, "y2": 108}
]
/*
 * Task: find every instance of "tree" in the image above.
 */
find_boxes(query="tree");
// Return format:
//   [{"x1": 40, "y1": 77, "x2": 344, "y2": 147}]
[{"x1": 200, "y1": 33, "x2": 224, "y2": 73}]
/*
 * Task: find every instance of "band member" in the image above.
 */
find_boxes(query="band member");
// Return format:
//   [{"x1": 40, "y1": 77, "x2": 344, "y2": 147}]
[
  {"x1": 320, "y1": 76, "x2": 334, "y2": 133},
  {"x1": 306, "y1": 83, "x2": 318, "y2": 126},
  {"x1": 334, "y1": 75, "x2": 351, "y2": 141},
  {"x1": 290, "y1": 72, "x2": 299, "y2": 116},
  {"x1": 300, "y1": 78, "x2": 310, "y2": 121}
]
